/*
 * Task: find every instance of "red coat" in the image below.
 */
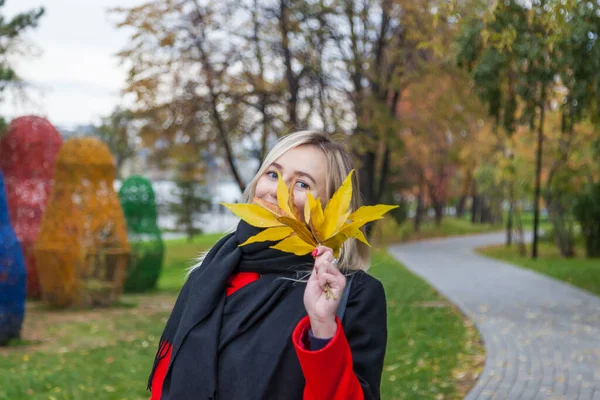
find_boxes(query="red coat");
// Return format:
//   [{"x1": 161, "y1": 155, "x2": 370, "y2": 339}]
[{"x1": 150, "y1": 272, "x2": 364, "y2": 399}]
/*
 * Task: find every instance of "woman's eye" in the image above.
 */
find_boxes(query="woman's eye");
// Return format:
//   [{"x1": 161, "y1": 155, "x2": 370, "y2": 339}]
[
  {"x1": 295, "y1": 181, "x2": 309, "y2": 190},
  {"x1": 267, "y1": 171, "x2": 278, "y2": 179}
]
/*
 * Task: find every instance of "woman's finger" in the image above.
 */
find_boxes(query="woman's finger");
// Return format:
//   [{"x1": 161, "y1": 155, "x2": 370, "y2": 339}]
[
  {"x1": 317, "y1": 272, "x2": 333, "y2": 291},
  {"x1": 315, "y1": 254, "x2": 334, "y2": 268},
  {"x1": 313, "y1": 245, "x2": 334, "y2": 260},
  {"x1": 314, "y1": 256, "x2": 335, "y2": 273},
  {"x1": 317, "y1": 271, "x2": 345, "y2": 290},
  {"x1": 320, "y1": 260, "x2": 342, "y2": 276},
  {"x1": 308, "y1": 261, "x2": 320, "y2": 282}
]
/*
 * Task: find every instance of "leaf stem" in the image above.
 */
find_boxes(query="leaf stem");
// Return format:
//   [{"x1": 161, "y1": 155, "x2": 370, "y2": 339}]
[{"x1": 324, "y1": 284, "x2": 337, "y2": 300}]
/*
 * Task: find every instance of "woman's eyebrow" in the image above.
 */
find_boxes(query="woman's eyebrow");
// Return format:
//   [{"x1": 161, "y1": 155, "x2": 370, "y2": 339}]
[
  {"x1": 271, "y1": 162, "x2": 316, "y2": 185},
  {"x1": 295, "y1": 171, "x2": 316, "y2": 185}
]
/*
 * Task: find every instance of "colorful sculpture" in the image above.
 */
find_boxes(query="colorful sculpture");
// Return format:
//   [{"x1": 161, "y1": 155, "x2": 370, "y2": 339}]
[
  {"x1": 0, "y1": 116, "x2": 63, "y2": 298},
  {"x1": 119, "y1": 176, "x2": 164, "y2": 292},
  {"x1": 35, "y1": 138, "x2": 130, "y2": 308},
  {"x1": 0, "y1": 172, "x2": 26, "y2": 345}
]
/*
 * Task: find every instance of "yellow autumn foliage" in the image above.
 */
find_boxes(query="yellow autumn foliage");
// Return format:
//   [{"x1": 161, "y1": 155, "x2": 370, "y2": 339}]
[{"x1": 223, "y1": 170, "x2": 398, "y2": 258}]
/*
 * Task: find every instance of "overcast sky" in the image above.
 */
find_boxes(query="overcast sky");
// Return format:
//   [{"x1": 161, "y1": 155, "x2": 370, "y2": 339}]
[{"x1": 2, "y1": 0, "x2": 146, "y2": 128}]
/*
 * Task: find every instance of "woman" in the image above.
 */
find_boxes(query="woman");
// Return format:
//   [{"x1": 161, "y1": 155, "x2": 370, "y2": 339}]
[{"x1": 148, "y1": 131, "x2": 387, "y2": 399}]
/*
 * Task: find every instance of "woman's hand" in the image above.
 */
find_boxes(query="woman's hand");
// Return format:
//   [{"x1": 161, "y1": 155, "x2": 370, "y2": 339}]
[{"x1": 304, "y1": 245, "x2": 346, "y2": 339}]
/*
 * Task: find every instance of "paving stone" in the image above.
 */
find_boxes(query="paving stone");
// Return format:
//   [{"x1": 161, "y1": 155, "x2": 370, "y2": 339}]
[{"x1": 388, "y1": 233, "x2": 600, "y2": 400}]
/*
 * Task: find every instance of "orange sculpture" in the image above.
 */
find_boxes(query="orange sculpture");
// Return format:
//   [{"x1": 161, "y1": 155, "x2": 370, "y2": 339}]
[{"x1": 34, "y1": 137, "x2": 130, "y2": 308}]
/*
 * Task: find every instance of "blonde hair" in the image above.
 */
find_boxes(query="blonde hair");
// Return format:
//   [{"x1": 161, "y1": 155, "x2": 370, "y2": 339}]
[{"x1": 242, "y1": 130, "x2": 370, "y2": 271}]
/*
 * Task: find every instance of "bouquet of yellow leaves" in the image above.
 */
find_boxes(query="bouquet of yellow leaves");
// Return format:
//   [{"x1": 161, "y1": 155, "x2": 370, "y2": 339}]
[{"x1": 222, "y1": 170, "x2": 398, "y2": 259}]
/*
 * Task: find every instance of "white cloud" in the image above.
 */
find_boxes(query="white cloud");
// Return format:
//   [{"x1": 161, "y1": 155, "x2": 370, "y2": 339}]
[{"x1": 1, "y1": 0, "x2": 145, "y2": 127}]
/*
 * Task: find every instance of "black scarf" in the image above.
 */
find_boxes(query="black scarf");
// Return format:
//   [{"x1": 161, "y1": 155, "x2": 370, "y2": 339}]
[{"x1": 149, "y1": 220, "x2": 314, "y2": 399}]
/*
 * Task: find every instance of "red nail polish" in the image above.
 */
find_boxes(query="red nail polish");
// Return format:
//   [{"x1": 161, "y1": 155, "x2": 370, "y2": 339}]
[{"x1": 311, "y1": 249, "x2": 318, "y2": 257}]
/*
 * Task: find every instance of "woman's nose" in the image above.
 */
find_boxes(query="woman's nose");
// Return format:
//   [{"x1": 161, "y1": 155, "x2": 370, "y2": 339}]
[{"x1": 267, "y1": 183, "x2": 278, "y2": 203}]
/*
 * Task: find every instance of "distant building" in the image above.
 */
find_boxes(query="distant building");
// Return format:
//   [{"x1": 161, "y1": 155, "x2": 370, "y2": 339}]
[{"x1": 55, "y1": 124, "x2": 96, "y2": 139}]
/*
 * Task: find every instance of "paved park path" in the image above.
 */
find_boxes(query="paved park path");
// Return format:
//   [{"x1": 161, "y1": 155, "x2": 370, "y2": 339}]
[{"x1": 388, "y1": 233, "x2": 600, "y2": 400}]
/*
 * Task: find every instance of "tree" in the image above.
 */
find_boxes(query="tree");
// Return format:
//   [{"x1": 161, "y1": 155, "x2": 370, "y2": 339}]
[
  {"x1": 113, "y1": 0, "x2": 256, "y2": 192},
  {"x1": 511, "y1": 109, "x2": 600, "y2": 257},
  {"x1": 113, "y1": 0, "x2": 484, "y2": 211},
  {"x1": 574, "y1": 180, "x2": 600, "y2": 258},
  {"x1": 0, "y1": 1, "x2": 44, "y2": 128},
  {"x1": 458, "y1": 0, "x2": 600, "y2": 258},
  {"x1": 542, "y1": 0, "x2": 600, "y2": 257},
  {"x1": 323, "y1": 0, "x2": 422, "y2": 207},
  {"x1": 457, "y1": 0, "x2": 558, "y2": 259},
  {"x1": 112, "y1": 0, "x2": 424, "y2": 203},
  {"x1": 456, "y1": 3, "x2": 522, "y2": 241},
  {"x1": 399, "y1": 68, "x2": 489, "y2": 226},
  {"x1": 92, "y1": 108, "x2": 138, "y2": 178},
  {"x1": 170, "y1": 161, "x2": 211, "y2": 242}
]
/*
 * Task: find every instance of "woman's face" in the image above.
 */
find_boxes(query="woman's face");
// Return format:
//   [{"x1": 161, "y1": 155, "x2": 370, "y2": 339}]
[{"x1": 255, "y1": 145, "x2": 328, "y2": 219}]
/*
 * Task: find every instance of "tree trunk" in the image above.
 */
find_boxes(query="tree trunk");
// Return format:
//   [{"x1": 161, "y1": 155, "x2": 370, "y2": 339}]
[
  {"x1": 414, "y1": 178, "x2": 425, "y2": 233},
  {"x1": 375, "y1": 144, "x2": 391, "y2": 205},
  {"x1": 358, "y1": 132, "x2": 377, "y2": 238},
  {"x1": 210, "y1": 92, "x2": 246, "y2": 193},
  {"x1": 427, "y1": 180, "x2": 444, "y2": 226},
  {"x1": 456, "y1": 195, "x2": 467, "y2": 219},
  {"x1": 546, "y1": 196, "x2": 576, "y2": 258},
  {"x1": 470, "y1": 178, "x2": 481, "y2": 223},
  {"x1": 358, "y1": 147, "x2": 376, "y2": 207},
  {"x1": 279, "y1": 0, "x2": 298, "y2": 129},
  {"x1": 471, "y1": 194, "x2": 480, "y2": 224},
  {"x1": 544, "y1": 102, "x2": 577, "y2": 258},
  {"x1": 506, "y1": 200, "x2": 514, "y2": 247},
  {"x1": 532, "y1": 96, "x2": 546, "y2": 259},
  {"x1": 195, "y1": 25, "x2": 246, "y2": 193},
  {"x1": 251, "y1": 2, "x2": 271, "y2": 166},
  {"x1": 514, "y1": 204, "x2": 527, "y2": 256},
  {"x1": 496, "y1": 200, "x2": 504, "y2": 225},
  {"x1": 433, "y1": 202, "x2": 444, "y2": 226},
  {"x1": 481, "y1": 197, "x2": 492, "y2": 224},
  {"x1": 506, "y1": 192, "x2": 514, "y2": 246}
]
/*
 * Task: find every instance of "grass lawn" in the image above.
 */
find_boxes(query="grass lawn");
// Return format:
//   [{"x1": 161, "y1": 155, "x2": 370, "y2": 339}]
[
  {"x1": 374, "y1": 216, "x2": 501, "y2": 245},
  {"x1": 516, "y1": 212, "x2": 553, "y2": 233},
  {"x1": 159, "y1": 233, "x2": 225, "y2": 293},
  {"x1": 0, "y1": 235, "x2": 483, "y2": 400},
  {"x1": 373, "y1": 210, "x2": 555, "y2": 246},
  {"x1": 478, "y1": 242, "x2": 600, "y2": 296},
  {"x1": 370, "y1": 250, "x2": 483, "y2": 399}
]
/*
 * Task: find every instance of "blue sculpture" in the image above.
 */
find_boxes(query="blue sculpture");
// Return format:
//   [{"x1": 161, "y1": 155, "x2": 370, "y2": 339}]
[{"x1": 0, "y1": 172, "x2": 26, "y2": 345}]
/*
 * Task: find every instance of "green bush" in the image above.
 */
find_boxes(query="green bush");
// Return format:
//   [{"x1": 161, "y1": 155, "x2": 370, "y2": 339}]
[
  {"x1": 389, "y1": 198, "x2": 408, "y2": 225},
  {"x1": 573, "y1": 181, "x2": 600, "y2": 258}
]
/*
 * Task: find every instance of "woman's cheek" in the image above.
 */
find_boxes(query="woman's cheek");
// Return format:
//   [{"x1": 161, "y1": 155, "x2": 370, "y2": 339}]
[{"x1": 255, "y1": 176, "x2": 272, "y2": 199}]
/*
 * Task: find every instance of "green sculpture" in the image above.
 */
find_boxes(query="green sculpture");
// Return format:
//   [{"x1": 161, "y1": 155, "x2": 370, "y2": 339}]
[{"x1": 119, "y1": 176, "x2": 164, "y2": 292}]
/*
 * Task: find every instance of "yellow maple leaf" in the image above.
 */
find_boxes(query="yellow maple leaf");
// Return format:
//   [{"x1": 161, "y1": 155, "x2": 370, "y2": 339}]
[
  {"x1": 321, "y1": 171, "x2": 353, "y2": 239},
  {"x1": 277, "y1": 173, "x2": 294, "y2": 217},
  {"x1": 271, "y1": 234, "x2": 316, "y2": 255},
  {"x1": 222, "y1": 170, "x2": 398, "y2": 259},
  {"x1": 239, "y1": 226, "x2": 294, "y2": 246},
  {"x1": 222, "y1": 203, "x2": 284, "y2": 228}
]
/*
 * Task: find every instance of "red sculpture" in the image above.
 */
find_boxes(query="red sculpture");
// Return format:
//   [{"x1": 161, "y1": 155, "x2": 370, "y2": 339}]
[{"x1": 0, "y1": 116, "x2": 63, "y2": 298}]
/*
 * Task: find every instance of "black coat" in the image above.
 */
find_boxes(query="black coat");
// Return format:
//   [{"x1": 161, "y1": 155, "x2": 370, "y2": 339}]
[{"x1": 150, "y1": 222, "x2": 387, "y2": 400}]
